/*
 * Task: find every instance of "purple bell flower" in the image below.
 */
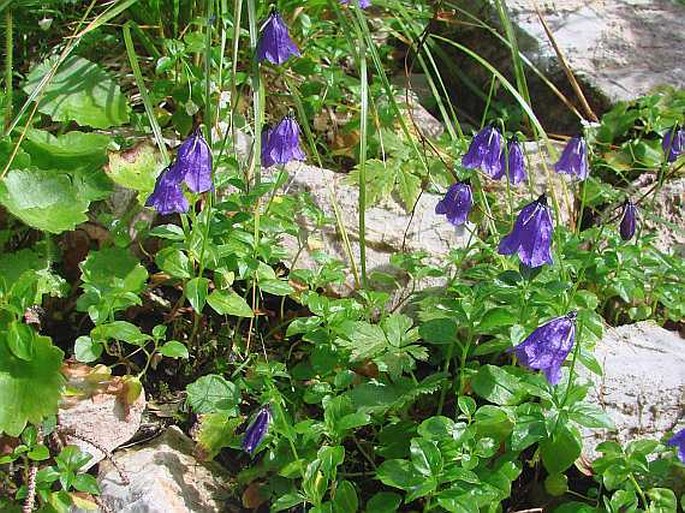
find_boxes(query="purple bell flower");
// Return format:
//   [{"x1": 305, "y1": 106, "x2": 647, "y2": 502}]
[
  {"x1": 667, "y1": 429, "x2": 685, "y2": 463},
  {"x1": 242, "y1": 406, "x2": 272, "y2": 454},
  {"x1": 511, "y1": 311, "x2": 577, "y2": 385},
  {"x1": 662, "y1": 127, "x2": 684, "y2": 163},
  {"x1": 435, "y1": 182, "x2": 473, "y2": 227},
  {"x1": 462, "y1": 126, "x2": 504, "y2": 178},
  {"x1": 619, "y1": 199, "x2": 638, "y2": 241},
  {"x1": 256, "y1": 11, "x2": 300, "y2": 65},
  {"x1": 261, "y1": 116, "x2": 306, "y2": 168},
  {"x1": 501, "y1": 138, "x2": 527, "y2": 185},
  {"x1": 145, "y1": 164, "x2": 189, "y2": 215},
  {"x1": 498, "y1": 194, "x2": 554, "y2": 268},
  {"x1": 177, "y1": 130, "x2": 212, "y2": 193},
  {"x1": 340, "y1": 0, "x2": 371, "y2": 7},
  {"x1": 554, "y1": 136, "x2": 589, "y2": 180}
]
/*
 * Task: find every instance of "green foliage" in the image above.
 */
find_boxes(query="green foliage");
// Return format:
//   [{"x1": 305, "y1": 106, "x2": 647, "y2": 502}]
[{"x1": 23, "y1": 55, "x2": 130, "y2": 128}]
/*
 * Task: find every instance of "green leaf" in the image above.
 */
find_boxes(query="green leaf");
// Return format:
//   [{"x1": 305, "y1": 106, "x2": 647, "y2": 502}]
[
  {"x1": 332, "y1": 480, "x2": 357, "y2": 513},
  {"x1": 7, "y1": 322, "x2": 36, "y2": 361},
  {"x1": 365, "y1": 492, "x2": 402, "y2": 513},
  {"x1": 158, "y1": 341, "x2": 189, "y2": 359},
  {"x1": 27, "y1": 445, "x2": 50, "y2": 461},
  {"x1": 540, "y1": 423, "x2": 582, "y2": 474},
  {"x1": 647, "y1": 488, "x2": 678, "y2": 512},
  {"x1": 396, "y1": 167, "x2": 421, "y2": 211},
  {"x1": 471, "y1": 365, "x2": 527, "y2": 406},
  {"x1": 569, "y1": 403, "x2": 614, "y2": 429},
  {"x1": 149, "y1": 224, "x2": 185, "y2": 241},
  {"x1": 196, "y1": 413, "x2": 242, "y2": 459},
  {"x1": 155, "y1": 247, "x2": 192, "y2": 279},
  {"x1": 410, "y1": 438, "x2": 442, "y2": 477},
  {"x1": 73, "y1": 336, "x2": 103, "y2": 363},
  {"x1": 0, "y1": 335, "x2": 64, "y2": 436},
  {"x1": 22, "y1": 129, "x2": 110, "y2": 170},
  {"x1": 552, "y1": 502, "x2": 600, "y2": 513},
  {"x1": 474, "y1": 405, "x2": 514, "y2": 441},
  {"x1": 207, "y1": 290, "x2": 253, "y2": 318},
  {"x1": 259, "y1": 279, "x2": 294, "y2": 296},
  {"x1": 71, "y1": 473, "x2": 100, "y2": 495},
  {"x1": 437, "y1": 489, "x2": 480, "y2": 513},
  {"x1": 91, "y1": 321, "x2": 149, "y2": 346},
  {"x1": 185, "y1": 277, "x2": 209, "y2": 313},
  {"x1": 186, "y1": 374, "x2": 239, "y2": 415},
  {"x1": 23, "y1": 55, "x2": 129, "y2": 128},
  {"x1": 106, "y1": 143, "x2": 162, "y2": 198},
  {"x1": 476, "y1": 308, "x2": 518, "y2": 333},
  {"x1": 376, "y1": 459, "x2": 421, "y2": 490},
  {"x1": 0, "y1": 167, "x2": 90, "y2": 233},
  {"x1": 271, "y1": 493, "x2": 305, "y2": 512}
]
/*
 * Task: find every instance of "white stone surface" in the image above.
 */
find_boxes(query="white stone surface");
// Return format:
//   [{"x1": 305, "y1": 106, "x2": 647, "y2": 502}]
[
  {"x1": 508, "y1": 0, "x2": 685, "y2": 102},
  {"x1": 580, "y1": 321, "x2": 685, "y2": 458},
  {"x1": 90, "y1": 426, "x2": 231, "y2": 513}
]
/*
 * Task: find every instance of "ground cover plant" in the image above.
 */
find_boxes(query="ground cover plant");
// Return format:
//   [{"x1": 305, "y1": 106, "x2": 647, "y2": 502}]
[{"x1": 0, "y1": 1, "x2": 684, "y2": 512}]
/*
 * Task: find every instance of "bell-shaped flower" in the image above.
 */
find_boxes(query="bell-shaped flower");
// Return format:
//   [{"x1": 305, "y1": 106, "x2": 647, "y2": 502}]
[
  {"x1": 511, "y1": 311, "x2": 577, "y2": 385},
  {"x1": 145, "y1": 164, "x2": 189, "y2": 215},
  {"x1": 554, "y1": 136, "x2": 589, "y2": 180},
  {"x1": 501, "y1": 138, "x2": 527, "y2": 185},
  {"x1": 340, "y1": 0, "x2": 371, "y2": 7},
  {"x1": 662, "y1": 126, "x2": 684, "y2": 163},
  {"x1": 498, "y1": 194, "x2": 554, "y2": 268},
  {"x1": 435, "y1": 182, "x2": 473, "y2": 227},
  {"x1": 261, "y1": 116, "x2": 306, "y2": 168},
  {"x1": 667, "y1": 429, "x2": 685, "y2": 463},
  {"x1": 462, "y1": 126, "x2": 503, "y2": 178},
  {"x1": 177, "y1": 130, "x2": 212, "y2": 193},
  {"x1": 242, "y1": 406, "x2": 272, "y2": 454},
  {"x1": 256, "y1": 11, "x2": 300, "y2": 65},
  {"x1": 619, "y1": 199, "x2": 638, "y2": 241}
]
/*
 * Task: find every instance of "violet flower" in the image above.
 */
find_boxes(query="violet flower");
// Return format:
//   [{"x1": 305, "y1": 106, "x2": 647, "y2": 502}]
[
  {"x1": 619, "y1": 199, "x2": 638, "y2": 241},
  {"x1": 243, "y1": 406, "x2": 272, "y2": 454},
  {"x1": 554, "y1": 136, "x2": 589, "y2": 180},
  {"x1": 177, "y1": 130, "x2": 212, "y2": 193},
  {"x1": 145, "y1": 164, "x2": 189, "y2": 215},
  {"x1": 340, "y1": 0, "x2": 371, "y2": 7},
  {"x1": 435, "y1": 182, "x2": 473, "y2": 227},
  {"x1": 462, "y1": 126, "x2": 503, "y2": 178},
  {"x1": 666, "y1": 429, "x2": 685, "y2": 463},
  {"x1": 498, "y1": 194, "x2": 554, "y2": 268},
  {"x1": 501, "y1": 138, "x2": 527, "y2": 185},
  {"x1": 261, "y1": 116, "x2": 306, "y2": 167},
  {"x1": 662, "y1": 126, "x2": 684, "y2": 163},
  {"x1": 511, "y1": 311, "x2": 577, "y2": 385},
  {"x1": 256, "y1": 11, "x2": 300, "y2": 65}
]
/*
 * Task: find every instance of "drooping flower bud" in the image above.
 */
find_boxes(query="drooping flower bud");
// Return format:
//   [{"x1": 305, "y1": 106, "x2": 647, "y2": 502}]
[
  {"x1": 498, "y1": 194, "x2": 554, "y2": 268},
  {"x1": 667, "y1": 429, "x2": 685, "y2": 463},
  {"x1": 462, "y1": 126, "x2": 504, "y2": 178},
  {"x1": 501, "y1": 138, "x2": 527, "y2": 185},
  {"x1": 145, "y1": 164, "x2": 189, "y2": 215},
  {"x1": 510, "y1": 311, "x2": 577, "y2": 385},
  {"x1": 256, "y1": 11, "x2": 300, "y2": 66},
  {"x1": 554, "y1": 136, "x2": 589, "y2": 180},
  {"x1": 177, "y1": 130, "x2": 212, "y2": 193},
  {"x1": 435, "y1": 182, "x2": 473, "y2": 227},
  {"x1": 242, "y1": 406, "x2": 272, "y2": 455},
  {"x1": 619, "y1": 199, "x2": 638, "y2": 241},
  {"x1": 261, "y1": 116, "x2": 306, "y2": 168},
  {"x1": 662, "y1": 126, "x2": 684, "y2": 163}
]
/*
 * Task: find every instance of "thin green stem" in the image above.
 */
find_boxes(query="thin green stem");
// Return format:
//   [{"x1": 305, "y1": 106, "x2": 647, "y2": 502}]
[
  {"x1": 3, "y1": 6, "x2": 12, "y2": 133},
  {"x1": 354, "y1": 12, "x2": 369, "y2": 288},
  {"x1": 246, "y1": 0, "x2": 263, "y2": 187}
]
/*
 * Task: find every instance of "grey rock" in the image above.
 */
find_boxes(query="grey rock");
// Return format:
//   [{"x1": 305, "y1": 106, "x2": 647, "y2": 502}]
[
  {"x1": 633, "y1": 175, "x2": 685, "y2": 257},
  {"x1": 89, "y1": 426, "x2": 231, "y2": 513},
  {"x1": 508, "y1": 0, "x2": 685, "y2": 104},
  {"x1": 579, "y1": 321, "x2": 685, "y2": 459}
]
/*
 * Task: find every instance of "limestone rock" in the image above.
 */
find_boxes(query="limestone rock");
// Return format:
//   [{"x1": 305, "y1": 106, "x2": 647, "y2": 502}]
[
  {"x1": 90, "y1": 426, "x2": 232, "y2": 513},
  {"x1": 58, "y1": 363, "x2": 146, "y2": 471},
  {"x1": 580, "y1": 322, "x2": 685, "y2": 459},
  {"x1": 508, "y1": 0, "x2": 685, "y2": 104}
]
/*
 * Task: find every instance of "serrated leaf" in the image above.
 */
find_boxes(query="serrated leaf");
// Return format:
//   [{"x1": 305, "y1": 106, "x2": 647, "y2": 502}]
[
  {"x1": 396, "y1": 167, "x2": 421, "y2": 212},
  {"x1": 196, "y1": 413, "x2": 242, "y2": 460},
  {"x1": 207, "y1": 290, "x2": 253, "y2": 318},
  {"x1": 7, "y1": 321, "x2": 36, "y2": 361},
  {"x1": 471, "y1": 365, "x2": 528, "y2": 406},
  {"x1": 0, "y1": 335, "x2": 64, "y2": 436},
  {"x1": 22, "y1": 129, "x2": 110, "y2": 170},
  {"x1": 23, "y1": 55, "x2": 129, "y2": 128},
  {"x1": 73, "y1": 336, "x2": 102, "y2": 363},
  {"x1": 540, "y1": 423, "x2": 582, "y2": 474},
  {"x1": 186, "y1": 374, "x2": 239, "y2": 414},
  {"x1": 155, "y1": 247, "x2": 192, "y2": 279},
  {"x1": 259, "y1": 279, "x2": 294, "y2": 296},
  {"x1": 106, "y1": 143, "x2": 162, "y2": 197}
]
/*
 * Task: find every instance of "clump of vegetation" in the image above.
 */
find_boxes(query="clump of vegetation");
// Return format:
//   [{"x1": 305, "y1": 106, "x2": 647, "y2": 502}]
[{"x1": 1, "y1": 1, "x2": 683, "y2": 512}]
